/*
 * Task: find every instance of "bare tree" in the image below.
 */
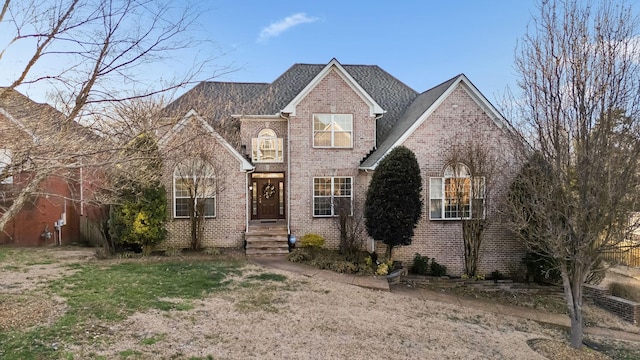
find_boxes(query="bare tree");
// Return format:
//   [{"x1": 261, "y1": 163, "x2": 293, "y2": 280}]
[
  {"x1": 334, "y1": 198, "x2": 367, "y2": 261},
  {"x1": 510, "y1": 0, "x2": 640, "y2": 348},
  {"x1": 162, "y1": 117, "x2": 228, "y2": 251},
  {"x1": 445, "y1": 141, "x2": 499, "y2": 278},
  {"x1": 0, "y1": 0, "x2": 221, "y2": 236}
]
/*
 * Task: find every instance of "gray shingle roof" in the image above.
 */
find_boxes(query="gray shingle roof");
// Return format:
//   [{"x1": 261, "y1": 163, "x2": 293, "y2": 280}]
[
  {"x1": 164, "y1": 62, "x2": 464, "y2": 158},
  {"x1": 0, "y1": 87, "x2": 96, "y2": 140},
  {"x1": 359, "y1": 74, "x2": 463, "y2": 169},
  {"x1": 163, "y1": 82, "x2": 270, "y2": 147}
]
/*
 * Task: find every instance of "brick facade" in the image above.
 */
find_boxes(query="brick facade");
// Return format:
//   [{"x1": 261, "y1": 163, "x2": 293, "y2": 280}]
[
  {"x1": 163, "y1": 61, "x2": 526, "y2": 276},
  {"x1": 162, "y1": 117, "x2": 248, "y2": 249}
]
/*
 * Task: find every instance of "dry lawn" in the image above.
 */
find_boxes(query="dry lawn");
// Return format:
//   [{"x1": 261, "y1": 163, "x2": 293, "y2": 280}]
[{"x1": 0, "y1": 247, "x2": 638, "y2": 359}]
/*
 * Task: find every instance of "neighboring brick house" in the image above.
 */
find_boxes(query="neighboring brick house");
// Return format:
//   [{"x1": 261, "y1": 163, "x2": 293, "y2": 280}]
[
  {"x1": 162, "y1": 58, "x2": 524, "y2": 275},
  {"x1": 0, "y1": 88, "x2": 94, "y2": 246}
]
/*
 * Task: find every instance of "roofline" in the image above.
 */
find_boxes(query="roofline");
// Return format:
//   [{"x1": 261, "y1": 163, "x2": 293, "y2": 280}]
[
  {"x1": 281, "y1": 58, "x2": 385, "y2": 116},
  {"x1": 231, "y1": 114, "x2": 284, "y2": 120},
  {"x1": 159, "y1": 109, "x2": 254, "y2": 171},
  {"x1": 358, "y1": 74, "x2": 509, "y2": 171},
  {"x1": 0, "y1": 107, "x2": 39, "y2": 143}
]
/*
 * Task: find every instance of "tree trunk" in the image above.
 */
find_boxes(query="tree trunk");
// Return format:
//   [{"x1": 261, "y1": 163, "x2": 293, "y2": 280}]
[{"x1": 561, "y1": 269, "x2": 584, "y2": 349}]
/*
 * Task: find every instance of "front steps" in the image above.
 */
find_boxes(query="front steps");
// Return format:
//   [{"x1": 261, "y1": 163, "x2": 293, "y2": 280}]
[{"x1": 245, "y1": 222, "x2": 289, "y2": 257}]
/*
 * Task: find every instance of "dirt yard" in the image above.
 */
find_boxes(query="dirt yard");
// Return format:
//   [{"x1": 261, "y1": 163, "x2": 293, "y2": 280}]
[{"x1": 0, "y1": 247, "x2": 638, "y2": 359}]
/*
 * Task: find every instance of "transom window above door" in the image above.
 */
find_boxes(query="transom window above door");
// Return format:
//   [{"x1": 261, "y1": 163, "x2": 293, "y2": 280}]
[
  {"x1": 252, "y1": 128, "x2": 283, "y2": 163},
  {"x1": 313, "y1": 114, "x2": 353, "y2": 148}
]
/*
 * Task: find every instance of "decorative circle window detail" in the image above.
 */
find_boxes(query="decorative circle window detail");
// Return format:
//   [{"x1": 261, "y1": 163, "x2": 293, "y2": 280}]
[{"x1": 263, "y1": 183, "x2": 276, "y2": 199}]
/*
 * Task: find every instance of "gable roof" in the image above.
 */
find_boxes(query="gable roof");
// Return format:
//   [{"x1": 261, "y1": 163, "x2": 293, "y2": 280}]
[
  {"x1": 359, "y1": 74, "x2": 508, "y2": 170},
  {"x1": 164, "y1": 60, "x2": 506, "y2": 169},
  {"x1": 159, "y1": 109, "x2": 254, "y2": 171},
  {"x1": 165, "y1": 60, "x2": 418, "y2": 148},
  {"x1": 0, "y1": 87, "x2": 96, "y2": 142},
  {"x1": 281, "y1": 59, "x2": 384, "y2": 116}
]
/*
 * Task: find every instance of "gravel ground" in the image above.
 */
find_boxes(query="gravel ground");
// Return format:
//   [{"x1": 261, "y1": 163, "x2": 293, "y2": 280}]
[{"x1": 0, "y1": 248, "x2": 639, "y2": 359}]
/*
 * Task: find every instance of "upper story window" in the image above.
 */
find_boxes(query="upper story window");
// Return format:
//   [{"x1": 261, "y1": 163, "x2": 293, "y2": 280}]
[
  {"x1": 430, "y1": 163, "x2": 485, "y2": 220},
  {"x1": 0, "y1": 149, "x2": 13, "y2": 184},
  {"x1": 252, "y1": 128, "x2": 283, "y2": 163},
  {"x1": 173, "y1": 161, "x2": 216, "y2": 219},
  {"x1": 313, "y1": 114, "x2": 353, "y2": 148}
]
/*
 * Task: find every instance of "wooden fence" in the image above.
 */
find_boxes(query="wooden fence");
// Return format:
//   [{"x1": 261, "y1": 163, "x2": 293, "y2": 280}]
[
  {"x1": 79, "y1": 216, "x2": 106, "y2": 247},
  {"x1": 602, "y1": 240, "x2": 640, "y2": 268}
]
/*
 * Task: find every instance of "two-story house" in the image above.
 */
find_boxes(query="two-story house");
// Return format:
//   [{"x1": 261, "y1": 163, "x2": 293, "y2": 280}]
[{"x1": 161, "y1": 59, "x2": 524, "y2": 275}]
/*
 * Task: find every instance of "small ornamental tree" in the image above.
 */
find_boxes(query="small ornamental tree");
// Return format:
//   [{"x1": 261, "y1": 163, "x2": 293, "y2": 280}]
[
  {"x1": 109, "y1": 184, "x2": 168, "y2": 254},
  {"x1": 108, "y1": 133, "x2": 168, "y2": 254},
  {"x1": 365, "y1": 146, "x2": 422, "y2": 259}
]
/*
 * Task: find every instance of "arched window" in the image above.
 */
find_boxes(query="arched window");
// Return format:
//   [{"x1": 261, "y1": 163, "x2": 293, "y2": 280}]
[
  {"x1": 430, "y1": 163, "x2": 484, "y2": 220},
  {"x1": 173, "y1": 160, "x2": 216, "y2": 218},
  {"x1": 251, "y1": 128, "x2": 283, "y2": 162}
]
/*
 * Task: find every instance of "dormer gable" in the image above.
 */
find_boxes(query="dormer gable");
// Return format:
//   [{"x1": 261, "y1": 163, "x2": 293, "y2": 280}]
[{"x1": 281, "y1": 59, "x2": 385, "y2": 117}]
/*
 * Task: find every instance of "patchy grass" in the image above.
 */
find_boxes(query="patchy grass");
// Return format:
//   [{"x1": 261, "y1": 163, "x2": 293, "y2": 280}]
[
  {"x1": 0, "y1": 260, "x2": 243, "y2": 359},
  {"x1": 246, "y1": 273, "x2": 287, "y2": 282}
]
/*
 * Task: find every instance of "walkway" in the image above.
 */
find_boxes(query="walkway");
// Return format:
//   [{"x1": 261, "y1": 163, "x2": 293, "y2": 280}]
[{"x1": 251, "y1": 257, "x2": 640, "y2": 343}]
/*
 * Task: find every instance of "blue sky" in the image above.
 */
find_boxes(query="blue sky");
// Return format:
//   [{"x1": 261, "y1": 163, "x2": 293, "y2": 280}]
[
  {"x1": 195, "y1": 1, "x2": 537, "y2": 103},
  {"x1": 4, "y1": 1, "x2": 639, "y2": 106}
]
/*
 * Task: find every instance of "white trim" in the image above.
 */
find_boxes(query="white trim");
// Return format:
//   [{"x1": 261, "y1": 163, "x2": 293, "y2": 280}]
[
  {"x1": 0, "y1": 107, "x2": 39, "y2": 143},
  {"x1": 362, "y1": 75, "x2": 509, "y2": 170},
  {"x1": 311, "y1": 113, "x2": 353, "y2": 148},
  {"x1": 172, "y1": 168, "x2": 217, "y2": 219},
  {"x1": 312, "y1": 176, "x2": 354, "y2": 217},
  {"x1": 159, "y1": 109, "x2": 254, "y2": 171},
  {"x1": 282, "y1": 59, "x2": 385, "y2": 116},
  {"x1": 233, "y1": 114, "x2": 285, "y2": 121}
]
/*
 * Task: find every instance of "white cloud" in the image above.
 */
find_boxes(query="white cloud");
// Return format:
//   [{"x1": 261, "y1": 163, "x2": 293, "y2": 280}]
[{"x1": 258, "y1": 13, "x2": 318, "y2": 43}]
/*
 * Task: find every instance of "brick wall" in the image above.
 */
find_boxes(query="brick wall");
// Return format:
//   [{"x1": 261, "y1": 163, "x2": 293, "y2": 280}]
[
  {"x1": 287, "y1": 67, "x2": 376, "y2": 249},
  {"x1": 584, "y1": 284, "x2": 640, "y2": 325},
  {"x1": 389, "y1": 85, "x2": 524, "y2": 276},
  {"x1": 162, "y1": 119, "x2": 248, "y2": 249}
]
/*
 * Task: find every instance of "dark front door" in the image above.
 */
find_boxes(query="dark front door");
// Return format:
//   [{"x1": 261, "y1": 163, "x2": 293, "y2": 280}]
[{"x1": 251, "y1": 173, "x2": 285, "y2": 220}]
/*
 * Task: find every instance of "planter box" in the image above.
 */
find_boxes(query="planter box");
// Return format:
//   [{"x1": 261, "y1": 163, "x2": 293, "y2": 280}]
[{"x1": 386, "y1": 269, "x2": 404, "y2": 285}]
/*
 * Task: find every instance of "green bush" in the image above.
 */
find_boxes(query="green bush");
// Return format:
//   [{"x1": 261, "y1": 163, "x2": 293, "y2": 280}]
[
  {"x1": 109, "y1": 183, "x2": 168, "y2": 254},
  {"x1": 430, "y1": 259, "x2": 447, "y2": 277},
  {"x1": 411, "y1": 253, "x2": 430, "y2": 275},
  {"x1": 300, "y1": 233, "x2": 325, "y2": 248}
]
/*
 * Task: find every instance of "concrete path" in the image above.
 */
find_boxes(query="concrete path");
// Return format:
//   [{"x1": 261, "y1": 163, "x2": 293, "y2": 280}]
[{"x1": 250, "y1": 257, "x2": 640, "y2": 342}]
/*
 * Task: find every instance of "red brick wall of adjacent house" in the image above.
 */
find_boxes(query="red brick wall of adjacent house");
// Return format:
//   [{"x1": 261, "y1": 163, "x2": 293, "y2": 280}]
[
  {"x1": 0, "y1": 173, "x2": 81, "y2": 246},
  {"x1": 287, "y1": 67, "x2": 376, "y2": 249},
  {"x1": 162, "y1": 120, "x2": 248, "y2": 249},
  {"x1": 382, "y1": 85, "x2": 524, "y2": 276}
]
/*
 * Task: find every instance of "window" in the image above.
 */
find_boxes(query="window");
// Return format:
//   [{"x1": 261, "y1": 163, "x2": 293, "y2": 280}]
[
  {"x1": 313, "y1": 177, "x2": 352, "y2": 217},
  {"x1": 251, "y1": 129, "x2": 283, "y2": 162},
  {"x1": 173, "y1": 162, "x2": 216, "y2": 218},
  {"x1": 313, "y1": 114, "x2": 353, "y2": 148},
  {"x1": 430, "y1": 163, "x2": 485, "y2": 220},
  {"x1": 0, "y1": 149, "x2": 12, "y2": 184}
]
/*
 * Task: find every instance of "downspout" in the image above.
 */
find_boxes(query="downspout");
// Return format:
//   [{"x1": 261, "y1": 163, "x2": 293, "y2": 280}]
[
  {"x1": 245, "y1": 168, "x2": 255, "y2": 232},
  {"x1": 281, "y1": 111, "x2": 291, "y2": 235},
  {"x1": 367, "y1": 113, "x2": 384, "y2": 253}
]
